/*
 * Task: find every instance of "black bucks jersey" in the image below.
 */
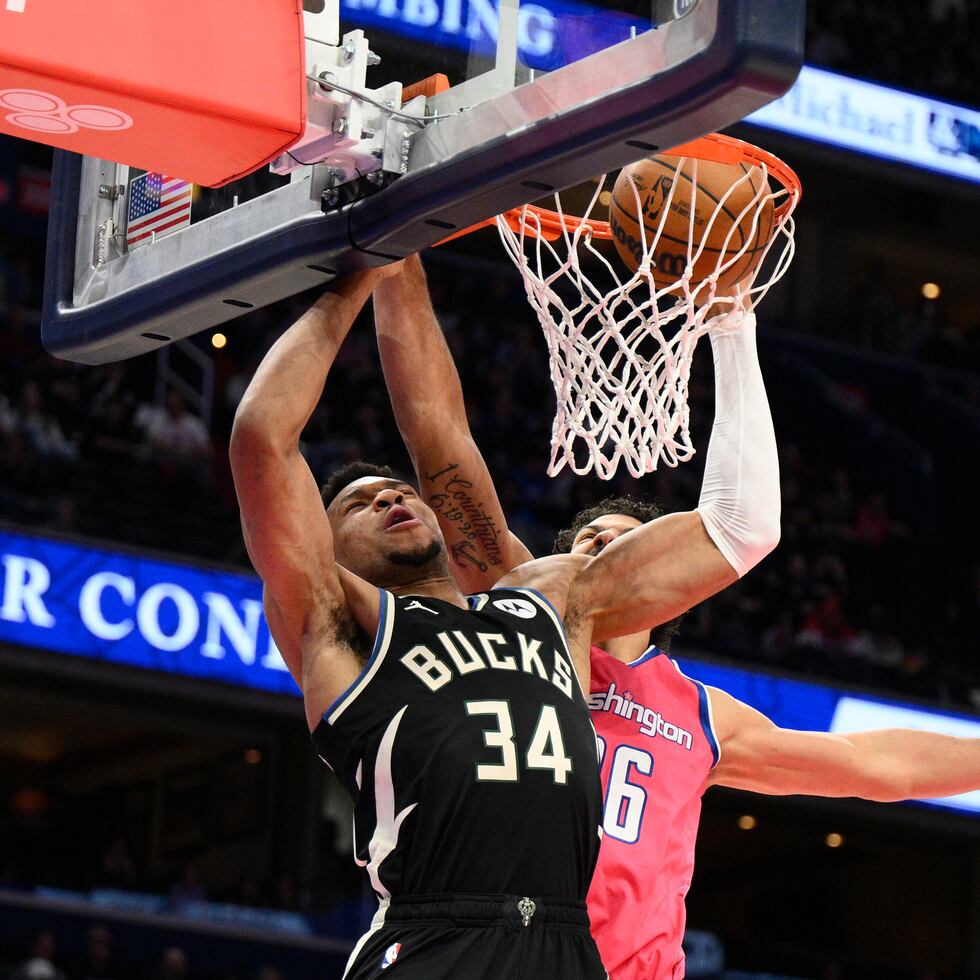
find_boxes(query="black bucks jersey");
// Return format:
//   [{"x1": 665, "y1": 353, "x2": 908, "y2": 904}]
[{"x1": 313, "y1": 588, "x2": 603, "y2": 902}]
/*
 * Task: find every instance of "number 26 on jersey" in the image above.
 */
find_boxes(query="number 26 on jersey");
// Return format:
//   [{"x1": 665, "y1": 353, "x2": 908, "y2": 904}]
[{"x1": 597, "y1": 736, "x2": 654, "y2": 845}]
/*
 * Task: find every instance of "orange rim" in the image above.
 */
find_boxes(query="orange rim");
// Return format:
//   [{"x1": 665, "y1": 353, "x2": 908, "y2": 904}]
[{"x1": 441, "y1": 133, "x2": 802, "y2": 245}]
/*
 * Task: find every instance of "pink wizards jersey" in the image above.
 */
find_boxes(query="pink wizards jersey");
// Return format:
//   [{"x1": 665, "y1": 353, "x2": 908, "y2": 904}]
[{"x1": 587, "y1": 644, "x2": 720, "y2": 980}]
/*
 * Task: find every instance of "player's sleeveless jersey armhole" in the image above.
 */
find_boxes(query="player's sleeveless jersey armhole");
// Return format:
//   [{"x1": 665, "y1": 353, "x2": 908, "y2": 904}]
[
  {"x1": 509, "y1": 588, "x2": 583, "y2": 697},
  {"x1": 670, "y1": 660, "x2": 721, "y2": 768},
  {"x1": 320, "y1": 589, "x2": 396, "y2": 726}
]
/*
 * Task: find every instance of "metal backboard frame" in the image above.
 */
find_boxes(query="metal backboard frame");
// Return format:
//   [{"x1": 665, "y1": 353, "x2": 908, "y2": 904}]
[{"x1": 42, "y1": 0, "x2": 805, "y2": 364}]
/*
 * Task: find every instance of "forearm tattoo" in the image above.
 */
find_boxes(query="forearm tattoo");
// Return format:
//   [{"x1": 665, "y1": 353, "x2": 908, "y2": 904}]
[{"x1": 425, "y1": 463, "x2": 504, "y2": 571}]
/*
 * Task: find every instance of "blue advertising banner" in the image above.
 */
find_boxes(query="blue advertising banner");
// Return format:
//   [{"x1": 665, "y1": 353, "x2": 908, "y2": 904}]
[
  {"x1": 0, "y1": 528, "x2": 297, "y2": 696},
  {"x1": 339, "y1": 0, "x2": 647, "y2": 72},
  {"x1": 746, "y1": 65, "x2": 980, "y2": 185},
  {"x1": 678, "y1": 658, "x2": 980, "y2": 816}
]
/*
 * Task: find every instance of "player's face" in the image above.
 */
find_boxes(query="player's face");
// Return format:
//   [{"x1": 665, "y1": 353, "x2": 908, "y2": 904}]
[
  {"x1": 327, "y1": 477, "x2": 446, "y2": 582},
  {"x1": 570, "y1": 514, "x2": 644, "y2": 556}
]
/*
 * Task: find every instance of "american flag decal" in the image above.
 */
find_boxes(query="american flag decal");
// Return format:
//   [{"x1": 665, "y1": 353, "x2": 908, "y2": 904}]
[{"x1": 126, "y1": 172, "x2": 192, "y2": 249}]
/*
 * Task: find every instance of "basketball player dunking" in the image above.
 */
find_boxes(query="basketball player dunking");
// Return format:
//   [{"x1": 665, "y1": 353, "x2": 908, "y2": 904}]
[
  {"x1": 372, "y1": 255, "x2": 980, "y2": 979},
  {"x1": 230, "y1": 262, "x2": 755, "y2": 979}
]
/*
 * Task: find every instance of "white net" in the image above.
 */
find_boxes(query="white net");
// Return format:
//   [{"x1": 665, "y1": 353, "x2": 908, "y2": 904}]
[{"x1": 496, "y1": 141, "x2": 799, "y2": 479}]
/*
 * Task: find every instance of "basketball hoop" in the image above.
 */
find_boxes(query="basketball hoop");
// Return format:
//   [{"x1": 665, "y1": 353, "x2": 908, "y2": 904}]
[{"x1": 485, "y1": 133, "x2": 801, "y2": 480}]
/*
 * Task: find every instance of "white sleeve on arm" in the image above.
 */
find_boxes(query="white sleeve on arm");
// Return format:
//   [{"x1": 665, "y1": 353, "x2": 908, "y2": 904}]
[{"x1": 696, "y1": 308, "x2": 781, "y2": 578}]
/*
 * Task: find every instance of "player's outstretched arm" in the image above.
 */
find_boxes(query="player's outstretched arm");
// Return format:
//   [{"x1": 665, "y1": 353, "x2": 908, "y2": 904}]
[
  {"x1": 707, "y1": 688, "x2": 980, "y2": 802},
  {"x1": 230, "y1": 267, "x2": 397, "y2": 724},
  {"x1": 567, "y1": 291, "x2": 780, "y2": 641},
  {"x1": 373, "y1": 254, "x2": 533, "y2": 592}
]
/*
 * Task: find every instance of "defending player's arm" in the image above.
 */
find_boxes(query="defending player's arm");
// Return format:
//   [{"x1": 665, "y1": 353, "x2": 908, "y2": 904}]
[
  {"x1": 373, "y1": 255, "x2": 533, "y2": 593},
  {"x1": 567, "y1": 295, "x2": 780, "y2": 640},
  {"x1": 230, "y1": 269, "x2": 394, "y2": 723},
  {"x1": 707, "y1": 688, "x2": 980, "y2": 802}
]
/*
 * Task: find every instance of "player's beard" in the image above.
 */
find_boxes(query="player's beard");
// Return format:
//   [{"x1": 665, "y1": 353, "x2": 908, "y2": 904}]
[{"x1": 387, "y1": 537, "x2": 443, "y2": 568}]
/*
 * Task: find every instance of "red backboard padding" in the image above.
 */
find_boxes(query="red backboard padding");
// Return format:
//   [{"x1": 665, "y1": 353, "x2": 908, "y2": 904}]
[{"x1": 0, "y1": 0, "x2": 306, "y2": 187}]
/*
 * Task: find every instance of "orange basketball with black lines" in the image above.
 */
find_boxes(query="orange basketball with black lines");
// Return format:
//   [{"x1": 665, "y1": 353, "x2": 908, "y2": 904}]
[{"x1": 609, "y1": 155, "x2": 775, "y2": 292}]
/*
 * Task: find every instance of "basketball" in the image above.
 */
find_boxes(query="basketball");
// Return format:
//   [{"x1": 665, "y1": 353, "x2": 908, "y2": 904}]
[{"x1": 609, "y1": 155, "x2": 775, "y2": 293}]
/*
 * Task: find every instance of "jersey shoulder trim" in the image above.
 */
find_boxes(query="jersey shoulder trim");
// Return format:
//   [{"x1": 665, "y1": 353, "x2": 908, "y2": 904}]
[
  {"x1": 627, "y1": 645, "x2": 663, "y2": 668},
  {"x1": 670, "y1": 659, "x2": 722, "y2": 768},
  {"x1": 322, "y1": 588, "x2": 396, "y2": 726},
  {"x1": 508, "y1": 587, "x2": 584, "y2": 697}
]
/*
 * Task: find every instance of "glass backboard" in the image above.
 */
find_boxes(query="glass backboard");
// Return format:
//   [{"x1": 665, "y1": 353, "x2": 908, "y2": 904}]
[{"x1": 42, "y1": 0, "x2": 806, "y2": 364}]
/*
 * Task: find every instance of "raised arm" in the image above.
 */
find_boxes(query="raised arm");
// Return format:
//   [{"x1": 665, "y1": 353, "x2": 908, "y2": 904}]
[
  {"x1": 373, "y1": 255, "x2": 532, "y2": 592},
  {"x1": 567, "y1": 299, "x2": 781, "y2": 641},
  {"x1": 230, "y1": 268, "x2": 393, "y2": 723},
  {"x1": 708, "y1": 688, "x2": 980, "y2": 802}
]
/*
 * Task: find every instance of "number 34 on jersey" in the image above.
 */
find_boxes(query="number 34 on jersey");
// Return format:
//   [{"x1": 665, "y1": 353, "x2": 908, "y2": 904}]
[{"x1": 466, "y1": 700, "x2": 574, "y2": 784}]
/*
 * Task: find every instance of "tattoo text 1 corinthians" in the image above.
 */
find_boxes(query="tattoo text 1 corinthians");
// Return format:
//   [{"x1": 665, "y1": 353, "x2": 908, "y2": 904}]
[{"x1": 425, "y1": 464, "x2": 503, "y2": 569}]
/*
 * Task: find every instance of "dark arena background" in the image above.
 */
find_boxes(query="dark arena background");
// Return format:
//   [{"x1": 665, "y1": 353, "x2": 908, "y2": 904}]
[{"x1": 1, "y1": 3, "x2": 979, "y2": 979}]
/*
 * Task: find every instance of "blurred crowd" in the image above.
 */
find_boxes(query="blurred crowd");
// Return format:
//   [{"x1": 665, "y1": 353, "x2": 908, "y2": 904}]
[
  {"x1": 0, "y1": 312, "x2": 240, "y2": 562},
  {"x1": 0, "y1": 927, "x2": 287, "y2": 980},
  {"x1": 0, "y1": 817, "x2": 358, "y2": 980},
  {"x1": 0, "y1": 250, "x2": 978, "y2": 711},
  {"x1": 683, "y1": 448, "x2": 975, "y2": 703},
  {"x1": 806, "y1": 0, "x2": 979, "y2": 106}
]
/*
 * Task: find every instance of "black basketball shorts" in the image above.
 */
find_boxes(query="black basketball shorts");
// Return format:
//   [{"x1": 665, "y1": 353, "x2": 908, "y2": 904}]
[{"x1": 342, "y1": 893, "x2": 608, "y2": 980}]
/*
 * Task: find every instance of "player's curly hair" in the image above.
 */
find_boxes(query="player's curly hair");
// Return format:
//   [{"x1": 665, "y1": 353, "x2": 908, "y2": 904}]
[
  {"x1": 553, "y1": 495, "x2": 663, "y2": 553},
  {"x1": 320, "y1": 460, "x2": 416, "y2": 509},
  {"x1": 554, "y1": 494, "x2": 682, "y2": 652}
]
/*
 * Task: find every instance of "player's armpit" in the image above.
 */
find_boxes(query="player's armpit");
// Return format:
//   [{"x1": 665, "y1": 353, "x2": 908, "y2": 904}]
[
  {"x1": 499, "y1": 553, "x2": 592, "y2": 687},
  {"x1": 707, "y1": 688, "x2": 980, "y2": 802},
  {"x1": 301, "y1": 570, "x2": 383, "y2": 731},
  {"x1": 233, "y1": 437, "x2": 382, "y2": 727},
  {"x1": 566, "y1": 510, "x2": 738, "y2": 643}
]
